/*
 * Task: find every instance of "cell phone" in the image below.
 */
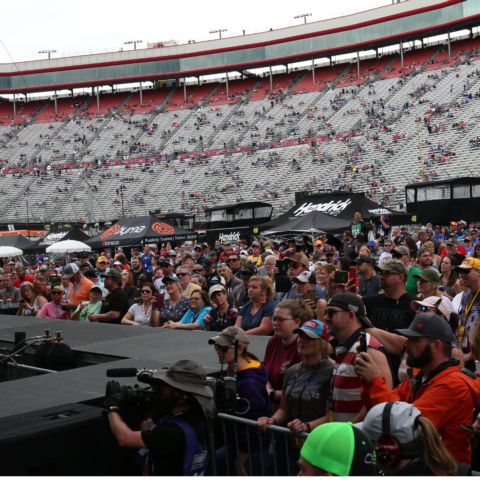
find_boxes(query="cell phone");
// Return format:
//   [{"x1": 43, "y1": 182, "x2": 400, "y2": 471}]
[
  {"x1": 358, "y1": 331, "x2": 368, "y2": 353},
  {"x1": 276, "y1": 260, "x2": 289, "y2": 276},
  {"x1": 334, "y1": 270, "x2": 349, "y2": 284},
  {"x1": 304, "y1": 289, "x2": 317, "y2": 304}
]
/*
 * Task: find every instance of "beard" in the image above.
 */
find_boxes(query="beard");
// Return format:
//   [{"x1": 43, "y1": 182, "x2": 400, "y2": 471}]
[{"x1": 406, "y1": 343, "x2": 433, "y2": 368}]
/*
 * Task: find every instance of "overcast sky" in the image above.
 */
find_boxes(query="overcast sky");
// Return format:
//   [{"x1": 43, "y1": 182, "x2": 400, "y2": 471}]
[{"x1": 0, "y1": 0, "x2": 392, "y2": 63}]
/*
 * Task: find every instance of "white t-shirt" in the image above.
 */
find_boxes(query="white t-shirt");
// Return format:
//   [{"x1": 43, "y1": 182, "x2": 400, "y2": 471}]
[{"x1": 128, "y1": 303, "x2": 153, "y2": 326}]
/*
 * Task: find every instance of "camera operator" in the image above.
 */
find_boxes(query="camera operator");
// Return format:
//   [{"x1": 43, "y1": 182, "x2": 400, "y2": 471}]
[
  {"x1": 104, "y1": 359, "x2": 215, "y2": 476},
  {"x1": 209, "y1": 326, "x2": 271, "y2": 475}
]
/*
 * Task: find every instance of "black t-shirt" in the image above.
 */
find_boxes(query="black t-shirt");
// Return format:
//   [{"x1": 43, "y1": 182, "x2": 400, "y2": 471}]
[
  {"x1": 100, "y1": 287, "x2": 130, "y2": 323},
  {"x1": 141, "y1": 411, "x2": 205, "y2": 476},
  {"x1": 363, "y1": 292, "x2": 416, "y2": 333}
]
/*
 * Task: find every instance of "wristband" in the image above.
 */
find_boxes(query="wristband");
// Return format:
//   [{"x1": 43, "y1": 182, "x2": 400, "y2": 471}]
[{"x1": 304, "y1": 422, "x2": 311, "y2": 432}]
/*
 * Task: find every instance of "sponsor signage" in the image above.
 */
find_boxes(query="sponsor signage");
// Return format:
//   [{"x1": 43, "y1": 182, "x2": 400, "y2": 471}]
[
  {"x1": 41, "y1": 231, "x2": 69, "y2": 245},
  {"x1": 293, "y1": 199, "x2": 353, "y2": 217}
]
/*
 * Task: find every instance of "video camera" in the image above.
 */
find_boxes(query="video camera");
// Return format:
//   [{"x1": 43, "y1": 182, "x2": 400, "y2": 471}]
[
  {"x1": 206, "y1": 374, "x2": 237, "y2": 414},
  {"x1": 105, "y1": 368, "x2": 158, "y2": 419}
]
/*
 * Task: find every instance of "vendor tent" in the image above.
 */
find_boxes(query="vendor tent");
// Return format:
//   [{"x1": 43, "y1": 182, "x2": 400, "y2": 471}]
[
  {"x1": 86, "y1": 216, "x2": 197, "y2": 249},
  {"x1": 0, "y1": 234, "x2": 38, "y2": 253},
  {"x1": 262, "y1": 191, "x2": 402, "y2": 230},
  {"x1": 34, "y1": 226, "x2": 91, "y2": 252},
  {"x1": 262, "y1": 210, "x2": 351, "y2": 236}
]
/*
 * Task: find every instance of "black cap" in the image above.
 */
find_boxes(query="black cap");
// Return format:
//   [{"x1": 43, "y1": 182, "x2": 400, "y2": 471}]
[
  {"x1": 84, "y1": 269, "x2": 98, "y2": 279},
  {"x1": 327, "y1": 293, "x2": 372, "y2": 327},
  {"x1": 396, "y1": 313, "x2": 455, "y2": 343},
  {"x1": 355, "y1": 256, "x2": 376, "y2": 266},
  {"x1": 238, "y1": 263, "x2": 257, "y2": 279}
]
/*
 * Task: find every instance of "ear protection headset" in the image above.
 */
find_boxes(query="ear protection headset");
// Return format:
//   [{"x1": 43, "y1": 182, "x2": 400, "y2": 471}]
[{"x1": 375, "y1": 402, "x2": 403, "y2": 469}]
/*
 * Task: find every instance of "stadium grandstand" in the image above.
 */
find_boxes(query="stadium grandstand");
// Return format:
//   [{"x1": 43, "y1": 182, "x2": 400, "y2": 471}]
[{"x1": 1, "y1": 0, "x2": 480, "y2": 226}]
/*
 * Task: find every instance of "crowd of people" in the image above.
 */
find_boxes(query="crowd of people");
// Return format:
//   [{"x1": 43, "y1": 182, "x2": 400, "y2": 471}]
[{"x1": 4, "y1": 213, "x2": 480, "y2": 475}]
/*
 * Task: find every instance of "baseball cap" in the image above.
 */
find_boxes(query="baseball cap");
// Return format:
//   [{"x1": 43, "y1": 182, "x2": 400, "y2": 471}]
[
  {"x1": 356, "y1": 402, "x2": 422, "y2": 459},
  {"x1": 208, "y1": 326, "x2": 250, "y2": 347},
  {"x1": 209, "y1": 275, "x2": 226, "y2": 286},
  {"x1": 96, "y1": 256, "x2": 108, "y2": 263},
  {"x1": 39, "y1": 265, "x2": 48, "y2": 272},
  {"x1": 51, "y1": 285, "x2": 64, "y2": 294},
  {"x1": 395, "y1": 313, "x2": 455, "y2": 343},
  {"x1": 162, "y1": 276, "x2": 179, "y2": 284},
  {"x1": 355, "y1": 256, "x2": 376, "y2": 266},
  {"x1": 300, "y1": 422, "x2": 376, "y2": 476},
  {"x1": 209, "y1": 284, "x2": 226, "y2": 298},
  {"x1": 410, "y1": 296, "x2": 454, "y2": 321},
  {"x1": 104, "y1": 268, "x2": 122, "y2": 282},
  {"x1": 446, "y1": 239, "x2": 457, "y2": 246},
  {"x1": 285, "y1": 252, "x2": 309, "y2": 268},
  {"x1": 159, "y1": 258, "x2": 172, "y2": 267},
  {"x1": 251, "y1": 241, "x2": 261, "y2": 248},
  {"x1": 391, "y1": 246, "x2": 409, "y2": 257},
  {"x1": 294, "y1": 271, "x2": 316, "y2": 284},
  {"x1": 168, "y1": 250, "x2": 177, "y2": 256},
  {"x1": 63, "y1": 263, "x2": 79, "y2": 279},
  {"x1": 457, "y1": 257, "x2": 480, "y2": 272},
  {"x1": 328, "y1": 293, "x2": 373, "y2": 327},
  {"x1": 89, "y1": 285, "x2": 103, "y2": 294},
  {"x1": 113, "y1": 261, "x2": 123, "y2": 266},
  {"x1": 238, "y1": 264, "x2": 257, "y2": 280},
  {"x1": 375, "y1": 259, "x2": 407, "y2": 275},
  {"x1": 83, "y1": 269, "x2": 98, "y2": 279},
  {"x1": 413, "y1": 267, "x2": 440, "y2": 283},
  {"x1": 293, "y1": 319, "x2": 329, "y2": 341}
]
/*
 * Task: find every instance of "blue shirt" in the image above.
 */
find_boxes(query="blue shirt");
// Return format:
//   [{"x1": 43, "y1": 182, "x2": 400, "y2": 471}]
[
  {"x1": 239, "y1": 299, "x2": 276, "y2": 331},
  {"x1": 141, "y1": 252, "x2": 155, "y2": 273},
  {"x1": 179, "y1": 305, "x2": 212, "y2": 329}
]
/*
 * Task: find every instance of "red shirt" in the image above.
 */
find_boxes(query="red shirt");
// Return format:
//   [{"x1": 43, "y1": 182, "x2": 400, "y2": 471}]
[
  {"x1": 263, "y1": 335, "x2": 301, "y2": 391},
  {"x1": 14, "y1": 275, "x2": 34, "y2": 288}
]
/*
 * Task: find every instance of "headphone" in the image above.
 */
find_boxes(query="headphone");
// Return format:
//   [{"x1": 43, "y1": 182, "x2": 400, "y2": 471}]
[{"x1": 375, "y1": 402, "x2": 403, "y2": 469}]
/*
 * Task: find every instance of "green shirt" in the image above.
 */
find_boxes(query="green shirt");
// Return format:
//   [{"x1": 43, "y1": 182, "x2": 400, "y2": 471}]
[
  {"x1": 406, "y1": 267, "x2": 421, "y2": 296},
  {"x1": 78, "y1": 300, "x2": 102, "y2": 321}
]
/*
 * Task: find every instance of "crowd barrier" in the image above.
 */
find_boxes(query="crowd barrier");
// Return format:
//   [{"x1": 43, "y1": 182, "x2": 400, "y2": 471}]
[{"x1": 208, "y1": 412, "x2": 308, "y2": 476}]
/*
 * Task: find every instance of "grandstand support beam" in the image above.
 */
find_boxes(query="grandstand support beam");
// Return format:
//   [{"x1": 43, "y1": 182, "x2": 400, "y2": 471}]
[
  {"x1": 226, "y1": 72, "x2": 229, "y2": 99},
  {"x1": 96, "y1": 87, "x2": 100, "y2": 112},
  {"x1": 357, "y1": 51, "x2": 360, "y2": 77},
  {"x1": 447, "y1": 31, "x2": 451, "y2": 59},
  {"x1": 183, "y1": 79, "x2": 187, "y2": 102},
  {"x1": 312, "y1": 59, "x2": 315, "y2": 85},
  {"x1": 139, "y1": 82, "x2": 143, "y2": 107},
  {"x1": 13, "y1": 94, "x2": 16, "y2": 119},
  {"x1": 54, "y1": 91, "x2": 58, "y2": 115},
  {"x1": 400, "y1": 42, "x2": 404, "y2": 69},
  {"x1": 269, "y1": 66, "x2": 273, "y2": 91}
]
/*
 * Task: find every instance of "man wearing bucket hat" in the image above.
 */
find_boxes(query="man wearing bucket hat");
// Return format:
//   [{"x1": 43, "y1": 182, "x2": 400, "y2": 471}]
[
  {"x1": 354, "y1": 313, "x2": 480, "y2": 464},
  {"x1": 105, "y1": 359, "x2": 215, "y2": 476},
  {"x1": 326, "y1": 293, "x2": 392, "y2": 423}
]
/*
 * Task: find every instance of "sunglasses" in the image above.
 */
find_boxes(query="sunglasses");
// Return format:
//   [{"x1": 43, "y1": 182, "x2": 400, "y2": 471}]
[
  {"x1": 192, "y1": 269, "x2": 203, "y2": 273},
  {"x1": 51, "y1": 291, "x2": 63, "y2": 295},
  {"x1": 416, "y1": 305, "x2": 432, "y2": 312},
  {"x1": 190, "y1": 297, "x2": 202, "y2": 301},
  {"x1": 228, "y1": 258, "x2": 239, "y2": 262},
  {"x1": 326, "y1": 309, "x2": 347, "y2": 319},
  {"x1": 141, "y1": 289, "x2": 153, "y2": 294},
  {"x1": 177, "y1": 272, "x2": 189, "y2": 277}
]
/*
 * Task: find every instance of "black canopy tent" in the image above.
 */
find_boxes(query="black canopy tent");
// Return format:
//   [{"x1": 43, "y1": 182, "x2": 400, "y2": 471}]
[
  {"x1": 261, "y1": 210, "x2": 351, "y2": 236},
  {"x1": 86, "y1": 216, "x2": 197, "y2": 250},
  {"x1": 262, "y1": 191, "x2": 405, "y2": 229},
  {"x1": 0, "y1": 234, "x2": 39, "y2": 253},
  {"x1": 30, "y1": 226, "x2": 91, "y2": 253}
]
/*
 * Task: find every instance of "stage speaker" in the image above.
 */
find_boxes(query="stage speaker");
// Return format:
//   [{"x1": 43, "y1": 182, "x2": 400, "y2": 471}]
[{"x1": 0, "y1": 403, "x2": 140, "y2": 475}]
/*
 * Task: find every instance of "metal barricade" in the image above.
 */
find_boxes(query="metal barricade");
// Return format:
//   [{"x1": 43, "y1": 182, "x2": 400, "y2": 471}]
[{"x1": 208, "y1": 412, "x2": 308, "y2": 476}]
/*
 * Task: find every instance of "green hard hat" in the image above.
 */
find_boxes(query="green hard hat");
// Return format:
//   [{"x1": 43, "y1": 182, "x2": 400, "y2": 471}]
[{"x1": 300, "y1": 422, "x2": 376, "y2": 476}]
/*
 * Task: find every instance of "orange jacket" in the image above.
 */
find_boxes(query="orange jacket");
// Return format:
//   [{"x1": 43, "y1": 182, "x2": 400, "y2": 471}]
[{"x1": 362, "y1": 365, "x2": 480, "y2": 464}]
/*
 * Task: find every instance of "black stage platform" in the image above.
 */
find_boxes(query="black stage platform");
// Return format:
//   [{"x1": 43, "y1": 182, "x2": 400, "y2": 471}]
[{"x1": 0, "y1": 315, "x2": 269, "y2": 418}]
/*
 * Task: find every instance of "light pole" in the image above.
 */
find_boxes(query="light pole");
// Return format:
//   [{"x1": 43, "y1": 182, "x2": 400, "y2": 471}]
[
  {"x1": 124, "y1": 40, "x2": 143, "y2": 50},
  {"x1": 294, "y1": 13, "x2": 312, "y2": 24},
  {"x1": 210, "y1": 29, "x2": 227, "y2": 39},
  {"x1": 38, "y1": 49, "x2": 57, "y2": 60}
]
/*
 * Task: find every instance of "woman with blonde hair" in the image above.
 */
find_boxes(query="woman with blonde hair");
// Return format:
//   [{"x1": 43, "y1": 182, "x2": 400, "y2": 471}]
[{"x1": 235, "y1": 275, "x2": 275, "y2": 335}]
